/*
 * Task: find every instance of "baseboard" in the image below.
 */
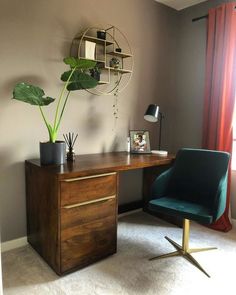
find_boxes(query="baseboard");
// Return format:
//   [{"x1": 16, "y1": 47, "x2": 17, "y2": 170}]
[
  {"x1": 118, "y1": 200, "x2": 143, "y2": 214},
  {"x1": 118, "y1": 208, "x2": 142, "y2": 218},
  {"x1": 231, "y1": 218, "x2": 236, "y2": 228},
  {"x1": 1, "y1": 236, "x2": 28, "y2": 253}
]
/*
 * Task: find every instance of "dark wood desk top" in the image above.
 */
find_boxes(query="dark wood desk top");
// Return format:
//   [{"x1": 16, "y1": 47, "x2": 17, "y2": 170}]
[{"x1": 26, "y1": 152, "x2": 175, "y2": 179}]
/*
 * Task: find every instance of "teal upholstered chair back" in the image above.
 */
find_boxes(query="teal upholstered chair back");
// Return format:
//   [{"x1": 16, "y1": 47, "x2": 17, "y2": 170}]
[{"x1": 151, "y1": 148, "x2": 230, "y2": 223}]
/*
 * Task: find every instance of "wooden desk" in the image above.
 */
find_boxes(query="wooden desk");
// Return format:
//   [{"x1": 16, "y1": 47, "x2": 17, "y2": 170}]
[{"x1": 25, "y1": 152, "x2": 174, "y2": 275}]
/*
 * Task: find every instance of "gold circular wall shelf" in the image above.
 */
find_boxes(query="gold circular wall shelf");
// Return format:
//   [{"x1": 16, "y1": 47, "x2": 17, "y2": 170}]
[{"x1": 70, "y1": 25, "x2": 133, "y2": 95}]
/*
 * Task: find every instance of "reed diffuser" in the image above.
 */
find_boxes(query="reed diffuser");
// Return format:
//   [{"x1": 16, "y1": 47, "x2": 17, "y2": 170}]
[{"x1": 63, "y1": 132, "x2": 78, "y2": 161}]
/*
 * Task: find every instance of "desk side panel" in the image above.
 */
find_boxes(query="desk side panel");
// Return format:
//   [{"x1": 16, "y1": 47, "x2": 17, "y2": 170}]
[{"x1": 25, "y1": 162, "x2": 60, "y2": 273}]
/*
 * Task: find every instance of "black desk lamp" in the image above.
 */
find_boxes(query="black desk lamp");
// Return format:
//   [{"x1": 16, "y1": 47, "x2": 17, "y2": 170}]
[{"x1": 144, "y1": 104, "x2": 168, "y2": 156}]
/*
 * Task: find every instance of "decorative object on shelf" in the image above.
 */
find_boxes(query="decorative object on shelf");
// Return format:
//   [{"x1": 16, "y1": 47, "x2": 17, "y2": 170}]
[
  {"x1": 12, "y1": 57, "x2": 98, "y2": 165},
  {"x1": 129, "y1": 130, "x2": 151, "y2": 154},
  {"x1": 71, "y1": 25, "x2": 133, "y2": 95},
  {"x1": 97, "y1": 29, "x2": 106, "y2": 40},
  {"x1": 90, "y1": 66, "x2": 101, "y2": 81},
  {"x1": 144, "y1": 104, "x2": 168, "y2": 156},
  {"x1": 109, "y1": 57, "x2": 120, "y2": 69},
  {"x1": 115, "y1": 47, "x2": 122, "y2": 53},
  {"x1": 63, "y1": 132, "x2": 78, "y2": 161},
  {"x1": 85, "y1": 41, "x2": 96, "y2": 60}
]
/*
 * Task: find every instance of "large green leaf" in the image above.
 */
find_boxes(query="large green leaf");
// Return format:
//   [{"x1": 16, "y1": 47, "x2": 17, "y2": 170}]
[
  {"x1": 61, "y1": 70, "x2": 98, "y2": 91},
  {"x1": 67, "y1": 72, "x2": 98, "y2": 91},
  {"x1": 63, "y1": 57, "x2": 96, "y2": 69},
  {"x1": 61, "y1": 70, "x2": 76, "y2": 82},
  {"x1": 13, "y1": 82, "x2": 55, "y2": 106}
]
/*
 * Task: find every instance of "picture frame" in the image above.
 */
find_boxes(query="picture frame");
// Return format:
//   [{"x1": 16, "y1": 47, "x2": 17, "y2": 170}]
[{"x1": 129, "y1": 130, "x2": 151, "y2": 154}]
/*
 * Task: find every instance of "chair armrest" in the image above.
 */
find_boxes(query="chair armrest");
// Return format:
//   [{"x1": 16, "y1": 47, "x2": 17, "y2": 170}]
[
  {"x1": 151, "y1": 167, "x2": 173, "y2": 199},
  {"x1": 213, "y1": 172, "x2": 228, "y2": 222}
]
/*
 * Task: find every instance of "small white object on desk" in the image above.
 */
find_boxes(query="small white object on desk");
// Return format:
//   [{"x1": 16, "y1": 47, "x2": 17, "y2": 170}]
[
  {"x1": 127, "y1": 137, "x2": 130, "y2": 153},
  {"x1": 151, "y1": 150, "x2": 168, "y2": 156}
]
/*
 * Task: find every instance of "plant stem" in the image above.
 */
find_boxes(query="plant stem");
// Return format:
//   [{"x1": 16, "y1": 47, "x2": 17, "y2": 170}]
[
  {"x1": 39, "y1": 106, "x2": 53, "y2": 142},
  {"x1": 53, "y1": 67, "x2": 76, "y2": 132},
  {"x1": 39, "y1": 106, "x2": 49, "y2": 130},
  {"x1": 56, "y1": 91, "x2": 71, "y2": 131}
]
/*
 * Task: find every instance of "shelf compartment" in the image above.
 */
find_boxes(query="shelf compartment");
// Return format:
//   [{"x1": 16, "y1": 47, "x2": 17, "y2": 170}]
[
  {"x1": 98, "y1": 80, "x2": 109, "y2": 85},
  {"x1": 79, "y1": 57, "x2": 106, "y2": 64},
  {"x1": 106, "y1": 51, "x2": 133, "y2": 58},
  {"x1": 105, "y1": 67, "x2": 132, "y2": 74},
  {"x1": 75, "y1": 35, "x2": 114, "y2": 46}
]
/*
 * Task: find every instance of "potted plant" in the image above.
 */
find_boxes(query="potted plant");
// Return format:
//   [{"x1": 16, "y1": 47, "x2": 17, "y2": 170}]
[
  {"x1": 12, "y1": 57, "x2": 98, "y2": 165},
  {"x1": 109, "y1": 57, "x2": 120, "y2": 69}
]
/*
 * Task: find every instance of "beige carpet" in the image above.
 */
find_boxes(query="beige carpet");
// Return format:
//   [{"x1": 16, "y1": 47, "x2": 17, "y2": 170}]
[{"x1": 2, "y1": 211, "x2": 236, "y2": 295}]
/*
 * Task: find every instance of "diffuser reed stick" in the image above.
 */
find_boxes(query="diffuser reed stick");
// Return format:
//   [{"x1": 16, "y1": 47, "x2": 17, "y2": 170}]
[{"x1": 63, "y1": 132, "x2": 78, "y2": 161}]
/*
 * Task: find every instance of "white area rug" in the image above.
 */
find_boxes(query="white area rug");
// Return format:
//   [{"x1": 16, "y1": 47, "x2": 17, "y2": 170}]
[{"x1": 2, "y1": 211, "x2": 236, "y2": 295}]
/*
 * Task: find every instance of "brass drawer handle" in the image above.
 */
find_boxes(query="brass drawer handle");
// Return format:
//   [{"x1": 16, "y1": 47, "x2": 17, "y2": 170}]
[
  {"x1": 62, "y1": 195, "x2": 116, "y2": 209},
  {"x1": 62, "y1": 172, "x2": 117, "y2": 182}
]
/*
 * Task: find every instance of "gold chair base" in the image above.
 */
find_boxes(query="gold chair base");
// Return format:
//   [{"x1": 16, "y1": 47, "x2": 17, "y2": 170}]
[{"x1": 150, "y1": 219, "x2": 217, "y2": 278}]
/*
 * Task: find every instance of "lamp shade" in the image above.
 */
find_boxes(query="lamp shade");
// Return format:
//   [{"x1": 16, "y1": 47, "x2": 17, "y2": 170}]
[{"x1": 144, "y1": 104, "x2": 159, "y2": 122}]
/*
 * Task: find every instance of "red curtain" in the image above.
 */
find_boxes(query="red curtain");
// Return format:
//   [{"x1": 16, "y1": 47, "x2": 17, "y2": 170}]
[{"x1": 202, "y1": 2, "x2": 236, "y2": 232}]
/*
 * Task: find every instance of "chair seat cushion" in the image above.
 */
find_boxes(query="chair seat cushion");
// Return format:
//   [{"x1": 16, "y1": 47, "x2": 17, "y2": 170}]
[{"x1": 149, "y1": 196, "x2": 213, "y2": 224}]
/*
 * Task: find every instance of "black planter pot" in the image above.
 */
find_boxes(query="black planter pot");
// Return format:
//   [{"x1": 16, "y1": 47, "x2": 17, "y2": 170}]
[{"x1": 40, "y1": 141, "x2": 66, "y2": 165}]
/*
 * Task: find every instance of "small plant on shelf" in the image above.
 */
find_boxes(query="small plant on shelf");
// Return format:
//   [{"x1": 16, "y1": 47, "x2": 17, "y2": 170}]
[
  {"x1": 109, "y1": 57, "x2": 120, "y2": 69},
  {"x1": 12, "y1": 57, "x2": 98, "y2": 143}
]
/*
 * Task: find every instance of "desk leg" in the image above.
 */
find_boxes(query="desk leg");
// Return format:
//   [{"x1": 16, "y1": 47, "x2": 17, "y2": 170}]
[{"x1": 143, "y1": 165, "x2": 182, "y2": 227}]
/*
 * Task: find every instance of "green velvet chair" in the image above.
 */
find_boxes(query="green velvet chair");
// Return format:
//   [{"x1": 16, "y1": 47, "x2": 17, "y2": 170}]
[{"x1": 148, "y1": 148, "x2": 230, "y2": 277}]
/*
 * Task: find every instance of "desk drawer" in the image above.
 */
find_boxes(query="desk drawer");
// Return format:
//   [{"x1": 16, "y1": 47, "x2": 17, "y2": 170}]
[
  {"x1": 60, "y1": 197, "x2": 117, "y2": 273},
  {"x1": 61, "y1": 196, "x2": 117, "y2": 232},
  {"x1": 60, "y1": 172, "x2": 117, "y2": 207}
]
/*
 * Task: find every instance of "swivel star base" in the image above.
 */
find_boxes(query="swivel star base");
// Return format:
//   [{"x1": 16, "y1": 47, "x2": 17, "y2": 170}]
[{"x1": 149, "y1": 219, "x2": 216, "y2": 278}]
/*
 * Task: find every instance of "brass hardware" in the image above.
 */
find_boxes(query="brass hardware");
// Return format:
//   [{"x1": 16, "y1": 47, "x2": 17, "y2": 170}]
[
  {"x1": 182, "y1": 219, "x2": 189, "y2": 252},
  {"x1": 63, "y1": 172, "x2": 116, "y2": 182},
  {"x1": 149, "y1": 218, "x2": 217, "y2": 278},
  {"x1": 63, "y1": 195, "x2": 116, "y2": 209}
]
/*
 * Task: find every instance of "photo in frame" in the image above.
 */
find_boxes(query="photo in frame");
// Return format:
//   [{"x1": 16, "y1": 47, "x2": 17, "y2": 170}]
[{"x1": 129, "y1": 130, "x2": 151, "y2": 154}]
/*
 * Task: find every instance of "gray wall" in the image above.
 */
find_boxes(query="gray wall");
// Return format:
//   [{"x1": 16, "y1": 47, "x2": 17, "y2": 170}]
[
  {"x1": 1, "y1": 0, "x2": 235, "y2": 243},
  {"x1": 165, "y1": 0, "x2": 236, "y2": 218},
  {"x1": 0, "y1": 0, "x2": 178, "y2": 242}
]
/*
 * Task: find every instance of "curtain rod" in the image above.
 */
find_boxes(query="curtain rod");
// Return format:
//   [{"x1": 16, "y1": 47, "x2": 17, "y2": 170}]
[
  {"x1": 192, "y1": 6, "x2": 236, "y2": 22},
  {"x1": 192, "y1": 14, "x2": 208, "y2": 22}
]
